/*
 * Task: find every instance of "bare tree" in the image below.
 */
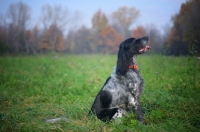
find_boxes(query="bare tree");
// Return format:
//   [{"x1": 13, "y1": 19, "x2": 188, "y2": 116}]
[
  {"x1": 41, "y1": 4, "x2": 71, "y2": 30},
  {"x1": 92, "y1": 9, "x2": 108, "y2": 33},
  {"x1": 24, "y1": 25, "x2": 40, "y2": 54},
  {"x1": 6, "y1": 1, "x2": 31, "y2": 54},
  {"x1": 112, "y1": 6, "x2": 139, "y2": 38},
  {"x1": 0, "y1": 14, "x2": 8, "y2": 54},
  {"x1": 40, "y1": 4, "x2": 79, "y2": 52}
]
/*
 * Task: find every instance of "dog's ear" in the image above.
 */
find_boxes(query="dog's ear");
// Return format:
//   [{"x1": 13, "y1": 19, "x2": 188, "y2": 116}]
[{"x1": 116, "y1": 44, "x2": 129, "y2": 75}]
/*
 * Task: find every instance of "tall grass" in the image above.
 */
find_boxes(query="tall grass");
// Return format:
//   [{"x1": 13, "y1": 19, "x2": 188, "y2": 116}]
[{"x1": 0, "y1": 54, "x2": 200, "y2": 132}]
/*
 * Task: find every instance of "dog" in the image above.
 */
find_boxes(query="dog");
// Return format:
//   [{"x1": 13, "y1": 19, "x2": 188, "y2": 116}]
[{"x1": 88, "y1": 36, "x2": 151, "y2": 124}]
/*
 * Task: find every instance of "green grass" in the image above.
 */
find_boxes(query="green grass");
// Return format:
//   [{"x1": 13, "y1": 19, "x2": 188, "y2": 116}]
[{"x1": 0, "y1": 54, "x2": 200, "y2": 132}]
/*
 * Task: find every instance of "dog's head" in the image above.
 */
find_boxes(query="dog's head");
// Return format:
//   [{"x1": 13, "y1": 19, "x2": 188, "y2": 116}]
[
  {"x1": 116, "y1": 36, "x2": 151, "y2": 75},
  {"x1": 119, "y1": 36, "x2": 150, "y2": 55}
]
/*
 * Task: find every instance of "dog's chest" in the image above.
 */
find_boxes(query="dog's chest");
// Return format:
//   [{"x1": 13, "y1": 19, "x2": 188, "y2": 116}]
[
  {"x1": 128, "y1": 82, "x2": 139, "y2": 95},
  {"x1": 126, "y1": 70, "x2": 143, "y2": 95}
]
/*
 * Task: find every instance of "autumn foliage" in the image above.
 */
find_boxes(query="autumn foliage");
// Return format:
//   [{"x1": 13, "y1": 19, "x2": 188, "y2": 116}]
[
  {"x1": 167, "y1": 0, "x2": 200, "y2": 55},
  {"x1": 132, "y1": 26, "x2": 146, "y2": 38},
  {"x1": 92, "y1": 10, "x2": 108, "y2": 33},
  {"x1": 99, "y1": 25, "x2": 123, "y2": 53},
  {"x1": 0, "y1": 0, "x2": 199, "y2": 55},
  {"x1": 39, "y1": 24, "x2": 66, "y2": 53}
]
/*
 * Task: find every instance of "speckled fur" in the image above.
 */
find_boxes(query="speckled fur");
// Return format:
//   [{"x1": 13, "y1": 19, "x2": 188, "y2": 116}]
[{"x1": 89, "y1": 36, "x2": 149, "y2": 124}]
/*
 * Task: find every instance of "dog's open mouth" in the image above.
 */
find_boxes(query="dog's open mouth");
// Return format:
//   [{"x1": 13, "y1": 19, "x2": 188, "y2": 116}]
[{"x1": 139, "y1": 45, "x2": 151, "y2": 53}]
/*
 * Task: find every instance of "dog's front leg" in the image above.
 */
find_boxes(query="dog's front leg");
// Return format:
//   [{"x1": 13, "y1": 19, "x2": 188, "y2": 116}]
[
  {"x1": 128, "y1": 95, "x2": 145, "y2": 124},
  {"x1": 133, "y1": 100, "x2": 145, "y2": 124}
]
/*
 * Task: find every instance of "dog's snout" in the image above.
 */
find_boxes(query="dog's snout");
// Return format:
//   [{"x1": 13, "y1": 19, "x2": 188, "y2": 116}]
[
  {"x1": 141, "y1": 36, "x2": 149, "y2": 45},
  {"x1": 144, "y1": 36, "x2": 148, "y2": 40}
]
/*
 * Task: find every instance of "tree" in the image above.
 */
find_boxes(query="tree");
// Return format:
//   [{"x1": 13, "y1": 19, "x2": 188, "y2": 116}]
[
  {"x1": 24, "y1": 25, "x2": 40, "y2": 54},
  {"x1": 74, "y1": 26, "x2": 94, "y2": 53},
  {"x1": 167, "y1": 0, "x2": 200, "y2": 55},
  {"x1": 91, "y1": 10, "x2": 123, "y2": 53},
  {"x1": 132, "y1": 26, "x2": 146, "y2": 38},
  {"x1": 132, "y1": 25, "x2": 166, "y2": 54},
  {"x1": 112, "y1": 6, "x2": 139, "y2": 38},
  {"x1": 98, "y1": 25, "x2": 123, "y2": 53},
  {"x1": 39, "y1": 24, "x2": 66, "y2": 53},
  {"x1": 65, "y1": 29, "x2": 76, "y2": 53},
  {"x1": 92, "y1": 9, "x2": 108, "y2": 33},
  {"x1": 6, "y1": 1, "x2": 31, "y2": 54},
  {"x1": 145, "y1": 24, "x2": 165, "y2": 54},
  {"x1": 0, "y1": 14, "x2": 9, "y2": 54},
  {"x1": 65, "y1": 25, "x2": 99, "y2": 54},
  {"x1": 40, "y1": 4, "x2": 78, "y2": 52}
]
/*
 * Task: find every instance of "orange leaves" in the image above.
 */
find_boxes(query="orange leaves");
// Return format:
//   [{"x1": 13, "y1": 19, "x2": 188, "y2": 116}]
[
  {"x1": 132, "y1": 26, "x2": 146, "y2": 38},
  {"x1": 56, "y1": 34, "x2": 66, "y2": 52},
  {"x1": 91, "y1": 9, "x2": 124, "y2": 53},
  {"x1": 98, "y1": 25, "x2": 123, "y2": 53},
  {"x1": 39, "y1": 24, "x2": 66, "y2": 52}
]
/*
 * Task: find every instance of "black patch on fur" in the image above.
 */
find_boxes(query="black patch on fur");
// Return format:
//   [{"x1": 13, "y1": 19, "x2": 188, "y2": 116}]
[
  {"x1": 88, "y1": 77, "x2": 111, "y2": 116},
  {"x1": 98, "y1": 108, "x2": 119, "y2": 122},
  {"x1": 100, "y1": 90, "x2": 112, "y2": 108}
]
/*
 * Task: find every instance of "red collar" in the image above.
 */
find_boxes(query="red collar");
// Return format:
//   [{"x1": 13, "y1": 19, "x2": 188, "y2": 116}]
[{"x1": 128, "y1": 64, "x2": 139, "y2": 70}]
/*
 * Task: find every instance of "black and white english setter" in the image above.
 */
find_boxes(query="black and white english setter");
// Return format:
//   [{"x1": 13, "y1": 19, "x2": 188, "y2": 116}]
[{"x1": 88, "y1": 36, "x2": 151, "y2": 124}]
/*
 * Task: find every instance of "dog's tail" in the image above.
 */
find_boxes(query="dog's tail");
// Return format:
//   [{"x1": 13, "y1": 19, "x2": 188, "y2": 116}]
[{"x1": 45, "y1": 117, "x2": 70, "y2": 123}]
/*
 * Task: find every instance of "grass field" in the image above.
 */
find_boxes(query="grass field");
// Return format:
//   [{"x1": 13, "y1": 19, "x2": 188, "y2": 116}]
[{"x1": 0, "y1": 54, "x2": 200, "y2": 132}]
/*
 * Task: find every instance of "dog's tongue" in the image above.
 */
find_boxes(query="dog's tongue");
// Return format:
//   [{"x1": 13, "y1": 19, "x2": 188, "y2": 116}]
[{"x1": 139, "y1": 45, "x2": 151, "y2": 53}]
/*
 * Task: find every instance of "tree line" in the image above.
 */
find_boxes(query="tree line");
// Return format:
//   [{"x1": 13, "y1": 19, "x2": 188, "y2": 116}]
[
  {"x1": 0, "y1": 0, "x2": 199, "y2": 55},
  {"x1": 166, "y1": 0, "x2": 200, "y2": 55}
]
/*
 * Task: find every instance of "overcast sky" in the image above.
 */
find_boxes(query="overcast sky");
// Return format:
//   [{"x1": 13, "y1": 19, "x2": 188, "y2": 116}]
[{"x1": 0, "y1": 0, "x2": 187, "y2": 32}]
